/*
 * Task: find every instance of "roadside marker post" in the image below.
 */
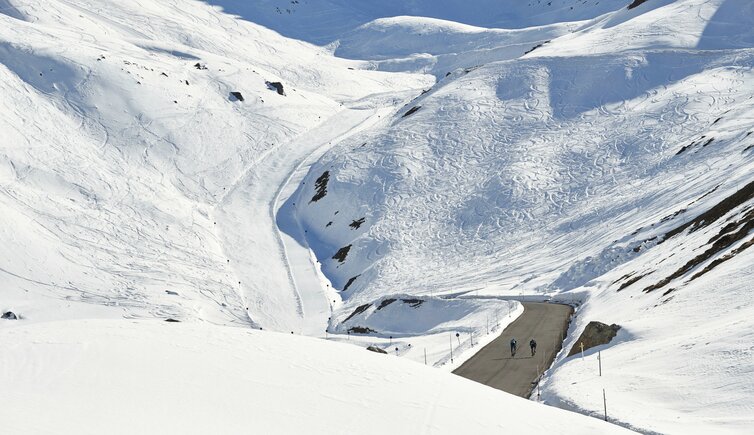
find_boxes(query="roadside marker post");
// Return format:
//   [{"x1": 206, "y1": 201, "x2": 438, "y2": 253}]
[
  {"x1": 449, "y1": 333, "x2": 454, "y2": 363},
  {"x1": 580, "y1": 342, "x2": 585, "y2": 361},
  {"x1": 424, "y1": 348, "x2": 427, "y2": 365},
  {"x1": 603, "y1": 389, "x2": 608, "y2": 422},
  {"x1": 598, "y1": 351, "x2": 602, "y2": 376}
]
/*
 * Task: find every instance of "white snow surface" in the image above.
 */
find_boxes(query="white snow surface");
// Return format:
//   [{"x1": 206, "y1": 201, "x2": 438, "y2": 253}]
[
  {"x1": 3, "y1": 0, "x2": 754, "y2": 433},
  {"x1": 0, "y1": 319, "x2": 633, "y2": 435}
]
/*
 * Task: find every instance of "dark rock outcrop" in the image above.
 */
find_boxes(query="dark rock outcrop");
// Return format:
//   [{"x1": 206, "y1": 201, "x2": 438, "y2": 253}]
[
  {"x1": 310, "y1": 171, "x2": 329, "y2": 203},
  {"x1": 366, "y1": 345, "x2": 387, "y2": 354},
  {"x1": 343, "y1": 275, "x2": 359, "y2": 291},
  {"x1": 348, "y1": 326, "x2": 376, "y2": 334},
  {"x1": 627, "y1": 0, "x2": 649, "y2": 9},
  {"x1": 402, "y1": 106, "x2": 421, "y2": 118},
  {"x1": 332, "y1": 244, "x2": 352, "y2": 263},
  {"x1": 343, "y1": 303, "x2": 371, "y2": 323},
  {"x1": 401, "y1": 298, "x2": 424, "y2": 308},
  {"x1": 265, "y1": 81, "x2": 285, "y2": 96},
  {"x1": 376, "y1": 298, "x2": 396, "y2": 310},
  {"x1": 349, "y1": 217, "x2": 365, "y2": 229},
  {"x1": 1, "y1": 311, "x2": 18, "y2": 320},
  {"x1": 568, "y1": 321, "x2": 621, "y2": 356},
  {"x1": 230, "y1": 91, "x2": 244, "y2": 102}
]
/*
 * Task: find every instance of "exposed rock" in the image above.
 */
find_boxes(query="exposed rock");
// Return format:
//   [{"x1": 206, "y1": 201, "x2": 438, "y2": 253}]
[
  {"x1": 376, "y1": 298, "x2": 396, "y2": 310},
  {"x1": 349, "y1": 217, "x2": 365, "y2": 229},
  {"x1": 568, "y1": 321, "x2": 621, "y2": 356},
  {"x1": 366, "y1": 345, "x2": 387, "y2": 354},
  {"x1": 193, "y1": 62, "x2": 207, "y2": 70},
  {"x1": 524, "y1": 40, "x2": 551, "y2": 55},
  {"x1": 627, "y1": 0, "x2": 649, "y2": 10},
  {"x1": 1, "y1": 311, "x2": 18, "y2": 320},
  {"x1": 343, "y1": 275, "x2": 359, "y2": 291},
  {"x1": 402, "y1": 106, "x2": 421, "y2": 118},
  {"x1": 348, "y1": 326, "x2": 376, "y2": 334},
  {"x1": 230, "y1": 91, "x2": 244, "y2": 102},
  {"x1": 310, "y1": 171, "x2": 329, "y2": 202},
  {"x1": 265, "y1": 81, "x2": 285, "y2": 96},
  {"x1": 343, "y1": 303, "x2": 371, "y2": 323},
  {"x1": 332, "y1": 244, "x2": 351, "y2": 263},
  {"x1": 401, "y1": 298, "x2": 424, "y2": 308},
  {"x1": 165, "y1": 318, "x2": 181, "y2": 323}
]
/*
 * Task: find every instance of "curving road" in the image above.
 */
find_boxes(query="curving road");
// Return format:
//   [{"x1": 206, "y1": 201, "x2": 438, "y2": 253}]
[{"x1": 453, "y1": 302, "x2": 573, "y2": 397}]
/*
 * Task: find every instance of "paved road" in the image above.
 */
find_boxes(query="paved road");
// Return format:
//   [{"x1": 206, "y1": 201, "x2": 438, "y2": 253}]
[{"x1": 453, "y1": 302, "x2": 573, "y2": 397}]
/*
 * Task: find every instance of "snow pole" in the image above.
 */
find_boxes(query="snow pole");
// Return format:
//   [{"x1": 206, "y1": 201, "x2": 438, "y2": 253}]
[
  {"x1": 598, "y1": 351, "x2": 602, "y2": 376},
  {"x1": 580, "y1": 342, "x2": 585, "y2": 361},
  {"x1": 603, "y1": 389, "x2": 608, "y2": 422},
  {"x1": 456, "y1": 332, "x2": 460, "y2": 347},
  {"x1": 424, "y1": 348, "x2": 427, "y2": 365},
  {"x1": 449, "y1": 333, "x2": 454, "y2": 363}
]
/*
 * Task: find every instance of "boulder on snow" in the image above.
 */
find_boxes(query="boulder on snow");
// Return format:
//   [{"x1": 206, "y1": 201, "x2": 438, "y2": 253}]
[
  {"x1": 1, "y1": 311, "x2": 18, "y2": 320},
  {"x1": 567, "y1": 321, "x2": 621, "y2": 356},
  {"x1": 165, "y1": 318, "x2": 181, "y2": 323},
  {"x1": 265, "y1": 81, "x2": 285, "y2": 96},
  {"x1": 193, "y1": 62, "x2": 207, "y2": 70},
  {"x1": 230, "y1": 91, "x2": 244, "y2": 102},
  {"x1": 348, "y1": 326, "x2": 376, "y2": 334},
  {"x1": 366, "y1": 345, "x2": 387, "y2": 354}
]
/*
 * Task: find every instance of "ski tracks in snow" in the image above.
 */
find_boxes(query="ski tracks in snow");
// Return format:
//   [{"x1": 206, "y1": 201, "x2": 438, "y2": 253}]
[{"x1": 216, "y1": 92, "x2": 417, "y2": 333}]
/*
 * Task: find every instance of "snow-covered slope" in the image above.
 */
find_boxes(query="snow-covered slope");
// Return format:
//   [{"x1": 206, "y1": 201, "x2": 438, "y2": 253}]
[
  {"x1": 285, "y1": 0, "x2": 754, "y2": 432},
  {"x1": 3, "y1": 0, "x2": 754, "y2": 433},
  {"x1": 0, "y1": 0, "x2": 429, "y2": 333},
  {"x1": 203, "y1": 0, "x2": 627, "y2": 45},
  {"x1": 0, "y1": 319, "x2": 634, "y2": 435}
]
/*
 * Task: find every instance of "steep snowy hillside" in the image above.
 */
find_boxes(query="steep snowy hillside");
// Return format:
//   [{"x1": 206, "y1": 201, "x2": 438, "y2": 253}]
[
  {"x1": 286, "y1": 0, "x2": 754, "y2": 432},
  {"x1": 0, "y1": 0, "x2": 429, "y2": 332},
  {"x1": 3, "y1": 0, "x2": 754, "y2": 433}
]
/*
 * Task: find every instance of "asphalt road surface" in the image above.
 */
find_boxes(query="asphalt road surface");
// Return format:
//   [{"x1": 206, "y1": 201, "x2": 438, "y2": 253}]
[{"x1": 453, "y1": 302, "x2": 573, "y2": 397}]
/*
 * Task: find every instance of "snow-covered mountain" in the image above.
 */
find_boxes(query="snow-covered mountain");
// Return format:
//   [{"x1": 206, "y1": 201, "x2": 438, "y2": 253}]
[
  {"x1": 287, "y1": 0, "x2": 754, "y2": 432},
  {"x1": 2, "y1": 0, "x2": 753, "y2": 433}
]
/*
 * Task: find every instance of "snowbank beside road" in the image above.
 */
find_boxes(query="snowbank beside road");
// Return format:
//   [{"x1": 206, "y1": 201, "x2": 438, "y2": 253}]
[{"x1": 0, "y1": 319, "x2": 635, "y2": 435}]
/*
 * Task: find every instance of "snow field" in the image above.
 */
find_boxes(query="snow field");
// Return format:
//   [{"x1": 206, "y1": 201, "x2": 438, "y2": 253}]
[{"x1": 0, "y1": 319, "x2": 636, "y2": 435}]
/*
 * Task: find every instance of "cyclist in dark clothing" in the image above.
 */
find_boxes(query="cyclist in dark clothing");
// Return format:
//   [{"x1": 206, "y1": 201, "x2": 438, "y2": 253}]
[
  {"x1": 510, "y1": 338, "x2": 517, "y2": 357},
  {"x1": 530, "y1": 339, "x2": 537, "y2": 356}
]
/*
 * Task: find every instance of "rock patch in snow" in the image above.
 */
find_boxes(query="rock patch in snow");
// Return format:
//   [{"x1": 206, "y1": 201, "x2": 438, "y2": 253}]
[
  {"x1": 568, "y1": 321, "x2": 621, "y2": 356},
  {"x1": 1, "y1": 311, "x2": 18, "y2": 320}
]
